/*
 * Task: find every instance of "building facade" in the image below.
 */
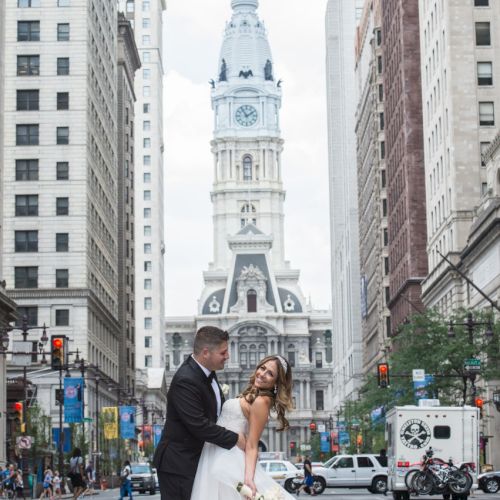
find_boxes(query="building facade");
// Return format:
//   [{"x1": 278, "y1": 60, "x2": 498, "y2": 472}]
[
  {"x1": 419, "y1": 0, "x2": 500, "y2": 313},
  {"x1": 1, "y1": 0, "x2": 121, "y2": 445},
  {"x1": 117, "y1": 13, "x2": 141, "y2": 396},
  {"x1": 355, "y1": 0, "x2": 390, "y2": 373},
  {"x1": 381, "y1": 0, "x2": 428, "y2": 332},
  {"x1": 325, "y1": 0, "x2": 365, "y2": 409},
  {"x1": 165, "y1": 0, "x2": 334, "y2": 454}
]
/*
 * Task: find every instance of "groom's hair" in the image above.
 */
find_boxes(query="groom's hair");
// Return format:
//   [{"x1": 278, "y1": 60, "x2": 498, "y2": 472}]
[{"x1": 193, "y1": 326, "x2": 229, "y2": 354}]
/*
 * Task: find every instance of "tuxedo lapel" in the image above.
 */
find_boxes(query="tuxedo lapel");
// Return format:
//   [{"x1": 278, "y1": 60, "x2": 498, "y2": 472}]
[{"x1": 187, "y1": 356, "x2": 217, "y2": 419}]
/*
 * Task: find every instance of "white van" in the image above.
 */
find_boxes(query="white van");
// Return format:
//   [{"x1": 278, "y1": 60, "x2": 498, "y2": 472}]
[{"x1": 385, "y1": 405, "x2": 479, "y2": 500}]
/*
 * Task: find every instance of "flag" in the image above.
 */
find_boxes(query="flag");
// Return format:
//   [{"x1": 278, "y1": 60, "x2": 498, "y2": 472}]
[{"x1": 102, "y1": 407, "x2": 118, "y2": 439}]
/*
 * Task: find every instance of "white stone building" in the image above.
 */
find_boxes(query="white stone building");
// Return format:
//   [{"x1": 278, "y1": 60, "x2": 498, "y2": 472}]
[
  {"x1": 165, "y1": 0, "x2": 334, "y2": 454},
  {"x1": 325, "y1": 0, "x2": 365, "y2": 410}
]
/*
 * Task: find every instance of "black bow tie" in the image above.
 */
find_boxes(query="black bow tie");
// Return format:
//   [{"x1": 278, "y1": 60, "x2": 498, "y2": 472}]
[{"x1": 208, "y1": 371, "x2": 217, "y2": 383}]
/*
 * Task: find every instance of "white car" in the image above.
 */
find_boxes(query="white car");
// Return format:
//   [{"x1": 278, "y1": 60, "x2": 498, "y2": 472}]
[{"x1": 259, "y1": 459, "x2": 303, "y2": 487}]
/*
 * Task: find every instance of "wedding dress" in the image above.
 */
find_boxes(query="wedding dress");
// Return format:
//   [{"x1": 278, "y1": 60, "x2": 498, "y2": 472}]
[{"x1": 190, "y1": 398, "x2": 294, "y2": 499}]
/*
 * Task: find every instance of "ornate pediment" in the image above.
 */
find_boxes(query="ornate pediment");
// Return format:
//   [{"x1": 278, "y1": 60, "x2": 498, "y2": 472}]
[{"x1": 230, "y1": 264, "x2": 274, "y2": 314}]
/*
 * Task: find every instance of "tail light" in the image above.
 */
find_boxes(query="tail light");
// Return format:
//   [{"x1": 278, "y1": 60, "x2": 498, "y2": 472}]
[{"x1": 397, "y1": 461, "x2": 410, "y2": 468}]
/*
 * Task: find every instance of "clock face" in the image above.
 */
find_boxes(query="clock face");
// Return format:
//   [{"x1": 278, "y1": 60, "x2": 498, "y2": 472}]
[{"x1": 235, "y1": 105, "x2": 258, "y2": 127}]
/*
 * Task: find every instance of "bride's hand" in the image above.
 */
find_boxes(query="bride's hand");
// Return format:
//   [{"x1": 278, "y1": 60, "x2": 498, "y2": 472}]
[{"x1": 244, "y1": 477, "x2": 257, "y2": 499}]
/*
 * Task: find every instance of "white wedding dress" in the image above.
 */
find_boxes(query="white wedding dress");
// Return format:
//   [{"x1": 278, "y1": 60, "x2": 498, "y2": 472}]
[{"x1": 190, "y1": 398, "x2": 294, "y2": 499}]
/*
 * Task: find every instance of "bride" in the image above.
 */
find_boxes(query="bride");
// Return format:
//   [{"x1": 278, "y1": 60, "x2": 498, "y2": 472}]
[{"x1": 191, "y1": 355, "x2": 295, "y2": 499}]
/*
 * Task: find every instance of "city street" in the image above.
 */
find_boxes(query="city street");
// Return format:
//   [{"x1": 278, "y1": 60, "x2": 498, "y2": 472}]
[{"x1": 91, "y1": 488, "x2": 500, "y2": 500}]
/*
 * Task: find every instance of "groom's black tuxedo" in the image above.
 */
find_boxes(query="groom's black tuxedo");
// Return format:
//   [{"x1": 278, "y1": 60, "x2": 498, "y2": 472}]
[{"x1": 153, "y1": 356, "x2": 238, "y2": 499}]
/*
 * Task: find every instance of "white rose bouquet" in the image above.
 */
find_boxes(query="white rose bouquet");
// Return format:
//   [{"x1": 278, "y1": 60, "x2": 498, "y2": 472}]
[
  {"x1": 235, "y1": 482, "x2": 285, "y2": 500},
  {"x1": 221, "y1": 383, "x2": 230, "y2": 397}
]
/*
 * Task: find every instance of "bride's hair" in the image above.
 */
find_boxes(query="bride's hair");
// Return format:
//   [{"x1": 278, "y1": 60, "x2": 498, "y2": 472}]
[{"x1": 240, "y1": 355, "x2": 293, "y2": 431}]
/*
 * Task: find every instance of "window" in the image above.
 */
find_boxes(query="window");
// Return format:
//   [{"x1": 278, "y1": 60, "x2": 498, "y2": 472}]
[
  {"x1": 380, "y1": 141, "x2": 386, "y2": 160},
  {"x1": 482, "y1": 182, "x2": 488, "y2": 195},
  {"x1": 57, "y1": 0, "x2": 70, "y2": 6},
  {"x1": 475, "y1": 22, "x2": 491, "y2": 45},
  {"x1": 474, "y1": 0, "x2": 489, "y2": 5},
  {"x1": 143, "y1": 120, "x2": 151, "y2": 131},
  {"x1": 56, "y1": 269, "x2": 69, "y2": 288},
  {"x1": 144, "y1": 279, "x2": 152, "y2": 289},
  {"x1": 377, "y1": 56, "x2": 382, "y2": 74},
  {"x1": 57, "y1": 92, "x2": 69, "y2": 110},
  {"x1": 17, "y1": 55, "x2": 39, "y2": 75},
  {"x1": 143, "y1": 18, "x2": 151, "y2": 28},
  {"x1": 15, "y1": 266, "x2": 38, "y2": 288},
  {"x1": 56, "y1": 161, "x2": 69, "y2": 179},
  {"x1": 16, "y1": 159, "x2": 38, "y2": 181},
  {"x1": 144, "y1": 226, "x2": 152, "y2": 236},
  {"x1": 144, "y1": 243, "x2": 152, "y2": 254},
  {"x1": 15, "y1": 195, "x2": 38, "y2": 216},
  {"x1": 144, "y1": 317, "x2": 152, "y2": 329},
  {"x1": 126, "y1": 1, "x2": 134, "y2": 12},
  {"x1": 143, "y1": 52, "x2": 151, "y2": 63},
  {"x1": 143, "y1": 1, "x2": 150, "y2": 11},
  {"x1": 145, "y1": 355, "x2": 152, "y2": 367},
  {"x1": 477, "y1": 62, "x2": 493, "y2": 85},
  {"x1": 143, "y1": 87, "x2": 151, "y2": 98},
  {"x1": 18, "y1": 0, "x2": 41, "y2": 6},
  {"x1": 18, "y1": 21, "x2": 40, "y2": 41},
  {"x1": 336, "y1": 457, "x2": 354, "y2": 468},
  {"x1": 55, "y1": 309, "x2": 69, "y2": 326},
  {"x1": 480, "y1": 142, "x2": 491, "y2": 167},
  {"x1": 56, "y1": 127, "x2": 69, "y2": 144},
  {"x1": 143, "y1": 103, "x2": 150, "y2": 113},
  {"x1": 56, "y1": 233, "x2": 69, "y2": 252},
  {"x1": 247, "y1": 289, "x2": 257, "y2": 312},
  {"x1": 287, "y1": 348, "x2": 295, "y2": 367},
  {"x1": 376, "y1": 29, "x2": 382, "y2": 46},
  {"x1": 144, "y1": 261, "x2": 152, "y2": 272},
  {"x1": 16, "y1": 306, "x2": 38, "y2": 327},
  {"x1": 142, "y1": 35, "x2": 151, "y2": 45},
  {"x1": 269, "y1": 463, "x2": 287, "y2": 472},
  {"x1": 379, "y1": 112, "x2": 385, "y2": 130},
  {"x1": 144, "y1": 190, "x2": 151, "y2": 201},
  {"x1": 56, "y1": 197, "x2": 69, "y2": 215},
  {"x1": 57, "y1": 57, "x2": 70, "y2": 75},
  {"x1": 378, "y1": 84, "x2": 384, "y2": 102},
  {"x1": 143, "y1": 155, "x2": 151, "y2": 166},
  {"x1": 15, "y1": 230, "x2": 38, "y2": 252},
  {"x1": 143, "y1": 138, "x2": 151, "y2": 148},
  {"x1": 144, "y1": 208, "x2": 151, "y2": 218},
  {"x1": 144, "y1": 173, "x2": 151, "y2": 183},
  {"x1": 357, "y1": 457, "x2": 374, "y2": 468},
  {"x1": 16, "y1": 124, "x2": 39, "y2": 145},
  {"x1": 381, "y1": 169, "x2": 386, "y2": 188},
  {"x1": 315, "y1": 390, "x2": 324, "y2": 410},
  {"x1": 479, "y1": 102, "x2": 494, "y2": 126},
  {"x1": 433, "y1": 426, "x2": 451, "y2": 439},
  {"x1": 17, "y1": 90, "x2": 39, "y2": 111},
  {"x1": 57, "y1": 23, "x2": 70, "y2": 41},
  {"x1": 144, "y1": 297, "x2": 152, "y2": 310},
  {"x1": 145, "y1": 336, "x2": 152, "y2": 348},
  {"x1": 243, "y1": 156, "x2": 253, "y2": 181},
  {"x1": 315, "y1": 351, "x2": 323, "y2": 368}
]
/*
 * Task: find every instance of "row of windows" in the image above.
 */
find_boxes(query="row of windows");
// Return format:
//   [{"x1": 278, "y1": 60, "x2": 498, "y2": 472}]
[
  {"x1": 16, "y1": 306, "x2": 69, "y2": 329},
  {"x1": 16, "y1": 160, "x2": 69, "y2": 181},
  {"x1": 14, "y1": 266, "x2": 69, "y2": 289},
  {"x1": 16, "y1": 90, "x2": 69, "y2": 110},
  {"x1": 14, "y1": 231, "x2": 69, "y2": 252},
  {"x1": 17, "y1": 55, "x2": 70, "y2": 76},
  {"x1": 15, "y1": 195, "x2": 68, "y2": 216},
  {"x1": 18, "y1": 0, "x2": 71, "y2": 6},
  {"x1": 17, "y1": 21, "x2": 69, "y2": 41},
  {"x1": 15, "y1": 124, "x2": 70, "y2": 145}
]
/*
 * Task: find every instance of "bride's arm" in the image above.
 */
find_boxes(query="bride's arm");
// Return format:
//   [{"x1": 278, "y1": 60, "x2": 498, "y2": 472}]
[{"x1": 244, "y1": 396, "x2": 272, "y2": 496}]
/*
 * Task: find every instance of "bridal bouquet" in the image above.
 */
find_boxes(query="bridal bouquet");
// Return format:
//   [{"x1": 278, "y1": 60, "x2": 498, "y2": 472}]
[{"x1": 236, "y1": 482, "x2": 285, "y2": 500}]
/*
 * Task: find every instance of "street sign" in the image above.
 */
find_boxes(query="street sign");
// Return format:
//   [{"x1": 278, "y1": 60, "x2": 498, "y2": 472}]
[
  {"x1": 464, "y1": 358, "x2": 481, "y2": 372},
  {"x1": 16, "y1": 436, "x2": 32, "y2": 449},
  {"x1": 300, "y1": 444, "x2": 311, "y2": 451},
  {"x1": 83, "y1": 417, "x2": 93, "y2": 423},
  {"x1": 412, "y1": 369, "x2": 425, "y2": 382},
  {"x1": 317, "y1": 424, "x2": 326, "y2": 433},
  {"x1": 11, "y1": 341, "x2": 32, "y2": 366}
]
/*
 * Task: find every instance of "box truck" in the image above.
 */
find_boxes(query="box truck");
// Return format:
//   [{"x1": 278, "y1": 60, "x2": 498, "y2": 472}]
[{"x1": 386, "y1": 405, "x2": 479, "y2": 500}]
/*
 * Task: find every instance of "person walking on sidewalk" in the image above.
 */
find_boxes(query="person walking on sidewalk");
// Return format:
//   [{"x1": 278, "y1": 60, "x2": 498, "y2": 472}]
[
  {"x1": 296, "y1": 456, "x2": 316, "y2": 496},
  {"x1": 118, "y1": 461, "x2": 132, "y2": 500},
  {"x1": 68, "y1": 448, "x2": 85, "y2": 500}
]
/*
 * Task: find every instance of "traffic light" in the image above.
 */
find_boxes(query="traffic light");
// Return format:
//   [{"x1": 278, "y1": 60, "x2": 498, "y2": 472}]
[
  {"x1": 377, "y1": 363, "x2": 390, "y2": 388},
  {"x1": 289, "y1": 441, "x2": 296, "y2": 456},
  {"x1": 51, "y1": 335, "x2": 67, "y2": 370},
  {"x1": 14, "y1": 401, "x2": 25, "y2": 433},
  {"x1": 309, "y1": 422, "x2": 317, "y2": 433},
  {"x1": 475, "y1": 397, "x2": 484, "y2": 418}
]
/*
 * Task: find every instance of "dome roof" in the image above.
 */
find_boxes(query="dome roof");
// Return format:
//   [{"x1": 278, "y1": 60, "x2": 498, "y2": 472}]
[{"x1": 218, "y1": 0, "x2": 274, "y2": 83}]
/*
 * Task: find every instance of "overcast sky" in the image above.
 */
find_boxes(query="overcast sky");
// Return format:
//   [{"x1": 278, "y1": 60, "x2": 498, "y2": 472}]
[{"x1": 163, "y1": 0, "x2": 332, "y2": 316}]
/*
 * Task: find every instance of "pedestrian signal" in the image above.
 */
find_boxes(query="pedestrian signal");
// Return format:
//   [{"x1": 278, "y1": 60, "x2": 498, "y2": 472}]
[{"x1": 377, "y1": 363, "x2": 390, "y2": 388}]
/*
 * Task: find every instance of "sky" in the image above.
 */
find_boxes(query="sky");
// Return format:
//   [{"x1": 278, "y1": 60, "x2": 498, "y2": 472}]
[{"x1": 163, "y1": 0, "x2": 332, "y2": 316}]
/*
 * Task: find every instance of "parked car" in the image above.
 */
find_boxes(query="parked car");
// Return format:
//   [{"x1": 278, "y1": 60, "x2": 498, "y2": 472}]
[
  {"x1": 129, "y1": 463, "x2": 156, "y2": 495},
  {"x1": 152, "y1": 469, "x2": 159, "y2": 491},
  {"x1": 259, "y1": 459, "x2": 302, "y2": 487},
  {"x1": 479, "y1": 471, "x2": 500, "y2": 494},
  {"x1": 312, "y1": 454, "x2": 388, "y2": 494}
]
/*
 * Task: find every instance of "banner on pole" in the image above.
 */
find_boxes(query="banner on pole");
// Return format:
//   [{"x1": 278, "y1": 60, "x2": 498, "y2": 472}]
[
  {"x1": 120, "y1": 406, "x2": 136, "y2": 439},
  {"x1": 102, "y1": 407, "x2": 119, "y2": 439},
  {"x1": 320, "y1": 432, "x2": 330, "y2": 452},
  {"x1": 153, "y1": 425, "x2": 163, "y2": 448},
  {"x1": 64, "y1": 377, "x2": 84, "y2": 423}
]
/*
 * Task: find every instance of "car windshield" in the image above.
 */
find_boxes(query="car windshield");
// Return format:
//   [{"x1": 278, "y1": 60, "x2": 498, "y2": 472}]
[
  {"x1": 131, "y1": 465, "x2": 151, "y2": 474},
  {"x1": 323, "y1": 456, "x2": 338, "y2": 468}
]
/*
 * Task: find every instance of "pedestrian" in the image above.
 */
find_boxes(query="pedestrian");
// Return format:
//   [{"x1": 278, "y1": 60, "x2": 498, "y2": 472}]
[
  {"x1": 52, "y1": 472, "x2": 62, "y2": 500},
  {"x1": 15, "y1": 470, "x2": 25, "y2": 500},
  {"x1": 296, "y1": 455, "x2": 316, "y2": 496},
  {"x1": 39, "y1": 468, "x2": 53, "y2": 500},
  {"x1": 82, "y1": 461, "x2": 95, "y2": 497},
  {"x1": 68, "y1": 448, "x2": 85, "y2": 500},
  {"x1": 118, "y1": 461, "x2": 132, "y2": 500}
]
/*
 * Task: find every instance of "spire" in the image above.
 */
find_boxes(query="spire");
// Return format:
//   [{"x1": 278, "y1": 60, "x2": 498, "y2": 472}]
[{"x1": 231, "y1": 0, "x2": 258, "y2": 11}]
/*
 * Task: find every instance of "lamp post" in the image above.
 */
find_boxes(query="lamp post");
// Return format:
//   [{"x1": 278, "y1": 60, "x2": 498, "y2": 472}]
[{"x1": 447, "y1": 311, "x2": 494, "y2": 405}]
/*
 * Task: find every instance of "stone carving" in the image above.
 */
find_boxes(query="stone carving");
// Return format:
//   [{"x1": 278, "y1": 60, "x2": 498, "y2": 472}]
[
  {"x1": 219, "y1": 59, "x2": 227, "y2": 82},
  {"x1": 283, "y1": 294, "x2": 296, "y2": 312},
  {"x1": 264, "y1": 59, "x2": 274, "y2": 81},
  {"x1": 230, "y1": 264, "x2": 275, "y2": 314},
  {"x1": 239, "y1": 69, "x2": 253, "y2": 79},
  {"x1": 208, "y1": 296, "x2": 221, "y2": 313}
]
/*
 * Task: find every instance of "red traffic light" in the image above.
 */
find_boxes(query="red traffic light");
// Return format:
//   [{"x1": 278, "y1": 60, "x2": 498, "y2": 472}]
[
  {"x1": 379, "y1": 364, "x2": 388, "y2": 374},
  {"x1": 309, "y1": 422, "x2": 317, "y2": 432},
  {"x1": 475, "y1": 398, "x2": 484, "y2": 408},
  {"x1": 290, "y1": 441, "x2": 296, "y2": 449},
  {"x1": 14, "y1": 402, "x2": 23, "y2": 412},
  {"x1": 377, "y1": 363, "x2": 390, "y2": 388},
  {"x1": 52, "y1": 338, "x2": 63, "y2": 349}
]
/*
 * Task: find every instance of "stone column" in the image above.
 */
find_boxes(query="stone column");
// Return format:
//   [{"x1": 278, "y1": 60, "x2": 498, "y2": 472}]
[{"x1": 306, "y1": 381, "x2": 311, "y2": 409}]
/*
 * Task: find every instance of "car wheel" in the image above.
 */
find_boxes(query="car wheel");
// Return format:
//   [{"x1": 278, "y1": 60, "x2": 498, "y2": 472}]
[
  {"x1": 312, "y1": 476, "x2": 326, "y2": 495},
  {"x1": 149, "y1": 489, "x2": 155, "y2": 495},
  {"x1": 371, "y1": 476, "x2": 388, "y2": 494},
  {"x1": 484, "y1": 478, "x2": 500, "y2": 494},
  {"x1": 443, "y1": 495, "x2": 451, "y2": 500},
  {"x1": 284, "y1": 478, "x2": 297, "y2": 493}
]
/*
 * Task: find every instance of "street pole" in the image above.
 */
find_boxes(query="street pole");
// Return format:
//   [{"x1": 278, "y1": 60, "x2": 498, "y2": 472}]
[
  {"x1": 59, "y1": 368, "x2": 64, "y2": 476},
  {"x1": 95, "y1": 375, "x2": 100, "y2": 486},
  {"x1": 466, "y1": 312, "x2": 478, "y2": 406}
]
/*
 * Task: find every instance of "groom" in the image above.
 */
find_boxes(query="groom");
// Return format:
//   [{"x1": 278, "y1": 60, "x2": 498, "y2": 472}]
[{"x1": 153, "y1": 326, "x2": 246, "y2": 499}]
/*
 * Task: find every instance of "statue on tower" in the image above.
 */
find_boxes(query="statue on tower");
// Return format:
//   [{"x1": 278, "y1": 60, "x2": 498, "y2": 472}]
[
  {"x1": 219, "y1": 59, "x2": 228, "y2": 82},
  {"x1": 264, "y1": 59, "x2": 274, "y2": 81}
]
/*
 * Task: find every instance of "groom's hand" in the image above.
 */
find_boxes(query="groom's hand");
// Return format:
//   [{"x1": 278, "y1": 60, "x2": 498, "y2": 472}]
[{"x1": 236, "y1": 432, "x2": 246, "y2": 451}]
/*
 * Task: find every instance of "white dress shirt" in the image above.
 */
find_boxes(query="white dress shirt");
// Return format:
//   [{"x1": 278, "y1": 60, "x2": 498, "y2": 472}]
[{"x1": 192, "y1": 355, "x2": 222, "y2": 416}]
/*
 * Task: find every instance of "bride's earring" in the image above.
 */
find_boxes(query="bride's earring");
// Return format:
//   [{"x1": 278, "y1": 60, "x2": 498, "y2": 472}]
[{"x1": 273, "y1": 385, "x2": 278, "y2": 395}]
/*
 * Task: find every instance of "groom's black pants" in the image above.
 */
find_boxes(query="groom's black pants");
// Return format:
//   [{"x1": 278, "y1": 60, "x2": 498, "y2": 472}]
[{"x1": 158, "y1": 471, "x2": 194, "y2": 500}]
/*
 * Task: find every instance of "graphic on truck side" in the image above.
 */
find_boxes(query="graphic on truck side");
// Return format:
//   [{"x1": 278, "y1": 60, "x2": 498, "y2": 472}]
[{"x1": 399, "y1": 419, "x2": 431, "y2": 449}]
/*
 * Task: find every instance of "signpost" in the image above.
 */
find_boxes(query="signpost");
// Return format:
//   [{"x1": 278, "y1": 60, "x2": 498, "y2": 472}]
[
  {"x1": 412, "y1": 369, "x2": 425, "y2": 382},
  {"x1": 464, "y1": 358, "x2": 481, "y2": 373},
  {"x1": 83, "y1": 417, "x2": 93, "y2": 423},
  {"x1": 317, "y1": 424, "x2": 326, "y2": 433}
]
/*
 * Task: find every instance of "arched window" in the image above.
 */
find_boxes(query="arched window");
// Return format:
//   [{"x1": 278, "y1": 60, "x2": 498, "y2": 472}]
[
  {"x1": 259, "y1": 343, "x2": 267, "y2": 360},
  {"x1": 241, "y1": 203, "x2": 257, "y2": 227},
  {"x1": 247, "y1": 289, "x2": 257, "y2": 312},
  {"x1": 243, "y1": 156, "x2": 253, "y2": 181},
  {"x1": 287, "y1": 343, "x2": 296, "y2": 367},
  {"x1": 249, "y1": 344, "x2": 257, "y2": 367},
  {"x1": 240, "y1": 344, "x2": 248, "y2": 368}
]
